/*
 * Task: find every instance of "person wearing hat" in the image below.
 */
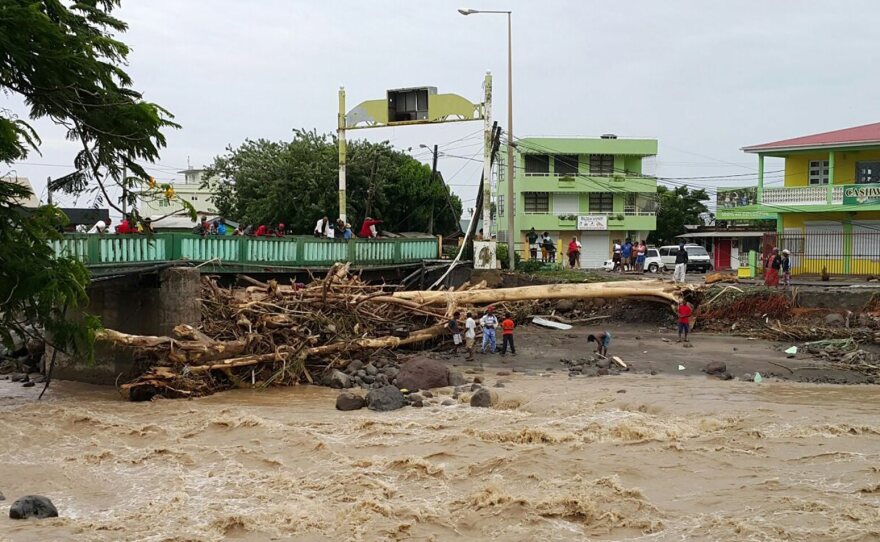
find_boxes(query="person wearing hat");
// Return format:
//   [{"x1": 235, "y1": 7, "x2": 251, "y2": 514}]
[
  {"x1": 781, "y1": 249, "x2": 792, "y2": 288},
  {"x1": 479, "y1": 306, "x2": 499, "y2": 354}
]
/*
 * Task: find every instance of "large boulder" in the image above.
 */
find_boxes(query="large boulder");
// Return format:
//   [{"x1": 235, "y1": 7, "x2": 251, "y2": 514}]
[
  {"x1": 704, "y1": 361, "x2": 727, "y2": 375},
  {"x1": 366, "y1": 385, "x2": 406, "y2": 411},
  {"x1": 396, "y1": 358, "x2": 451, "y2": 391},
  {"x1": 9, "y1": 495, "x2": 58, "y2": 519},
  {"x1": 323, "y1": 369, "x2": 351, "y2": 389},
  {"x1": 448, "y1": 371, "x2": 466, "y2": 387},
  {"x1": 470, "y1": 388, "x2": 496, "y2": 408},
  {"x1": 336, "y1": 392, "x2": 366, "y2": 411}
]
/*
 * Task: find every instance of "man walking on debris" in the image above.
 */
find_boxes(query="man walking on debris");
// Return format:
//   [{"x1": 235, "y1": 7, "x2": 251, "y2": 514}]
[
  {"x1": 500, "y1": 312, "x2": 516, "y2": 356},
  {"x1": 464, "y1": 312, "x2": 477, "y2": 361},
  {"x1": 673, "y1": 242, "x2": 689, "y2": 283},
  {"x1": 480, "y1": 306, "x2": 498, "y2": 354},
  {"x1": 448, "y1": 311, "x2": 462, "y2": 355}
]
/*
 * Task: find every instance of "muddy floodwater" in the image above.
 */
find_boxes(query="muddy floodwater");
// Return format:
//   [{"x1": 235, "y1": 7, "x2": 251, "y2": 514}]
[{"x1": 1, "y1": 375, "x2": 879, "y2": 542}]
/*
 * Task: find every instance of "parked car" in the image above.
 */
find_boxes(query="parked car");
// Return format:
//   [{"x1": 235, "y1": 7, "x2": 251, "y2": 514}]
[
  {"x1": 603, "y1": 248, "x2": 665, "y2": 273},
  {"x1": 658, "y1": 244, "x2": 713, "y2": 273}
]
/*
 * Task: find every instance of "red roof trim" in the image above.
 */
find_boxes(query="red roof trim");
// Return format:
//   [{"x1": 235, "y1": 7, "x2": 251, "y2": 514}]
[{"x1": 743, "y1": 122, "x2": 880, "y2": 152}]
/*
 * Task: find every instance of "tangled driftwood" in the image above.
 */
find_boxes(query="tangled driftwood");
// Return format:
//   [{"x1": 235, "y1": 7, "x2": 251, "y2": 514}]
[{"x1": 102, "y1": 264, "x2": 695, "y2": 400}]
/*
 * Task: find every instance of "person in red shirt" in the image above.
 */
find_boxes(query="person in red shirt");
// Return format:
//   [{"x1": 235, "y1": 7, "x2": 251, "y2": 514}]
[
  {"x1": 115, "y1": 216, "x2": 133, "y2": 234},
  {"x1": 359, "y1": 217, "x2": 382, "y2": 238},
  {"x1": 500, "y1": 313, "x2": 516, "y2": 356},
  {"x1": 567, "y1": 237, "x2": 580, "y2": 270},
  {"x1": 254, "y1": 224, "x2": 269, "y2": 237},
  {"x1": 677, "y1": 301, "x2": 693, "y2": 343}
]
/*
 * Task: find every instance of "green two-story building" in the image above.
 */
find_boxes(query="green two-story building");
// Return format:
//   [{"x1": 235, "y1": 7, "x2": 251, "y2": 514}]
[{"x1": 496, "y1": 135, "x2": 658, "y2": 268}]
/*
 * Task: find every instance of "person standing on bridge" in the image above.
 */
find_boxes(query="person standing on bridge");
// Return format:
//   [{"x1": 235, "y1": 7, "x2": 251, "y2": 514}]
[
  {"x1": 88, "y1": 218, "x2": 111, "y2": 234},
  {"x1": 359, "y1": 217, "x2": 382, "y2": 239},
  {"x1": 216, "y1": 218, "x2": 227, "y2": 236},
  {"x1": 255, "y1": 224, "x2": 269, "y2": 237},
  {"x1": 343, "y1": 223, "x2": 353, "y2": 240},
  {"x1": 274, "y1": 223, "x2": 285, "y2": 237}
]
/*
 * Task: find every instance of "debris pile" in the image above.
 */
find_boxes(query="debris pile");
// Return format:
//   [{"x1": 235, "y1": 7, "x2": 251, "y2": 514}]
[
  {"x1": 99, "y1": 268, "x2": 692, "y2": 400},
  {"x1": 803, "y1": 338, "x2": 880, "y2": 378}
]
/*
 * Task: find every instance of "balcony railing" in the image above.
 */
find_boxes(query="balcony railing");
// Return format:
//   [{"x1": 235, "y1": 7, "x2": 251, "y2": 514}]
[
  {"x1": 762, "y1": 186, "x2": 842, "y2": 205},
  {"x1": 522, "y1": 210, "x2": 657, "y2": 217}
]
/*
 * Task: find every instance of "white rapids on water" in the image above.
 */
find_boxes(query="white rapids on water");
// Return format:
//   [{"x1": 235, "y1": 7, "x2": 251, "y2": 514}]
[{"x1": 0, "y1": 374, "x2": 879, "y2": 541}]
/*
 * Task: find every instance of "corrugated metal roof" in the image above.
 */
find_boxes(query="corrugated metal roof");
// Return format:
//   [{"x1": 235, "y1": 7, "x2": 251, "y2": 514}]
[{"x1": 743, "y1": 122, "x2": 880, "y2": 153}]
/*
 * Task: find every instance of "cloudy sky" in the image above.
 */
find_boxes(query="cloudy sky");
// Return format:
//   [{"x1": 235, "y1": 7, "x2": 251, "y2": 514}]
[{"x1": 5, "y1": 0, "x2": 877, "y2": 215}]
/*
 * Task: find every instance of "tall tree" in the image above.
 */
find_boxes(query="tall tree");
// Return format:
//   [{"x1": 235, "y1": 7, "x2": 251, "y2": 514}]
[
  {"x1": 203, "y1": 130, "x2": 462, "y2": 235},
  {"x1": 648, "y1": 185, "x2": 710, "y2": 245},
  {"x1": 1, "y1": 0, "x2": 179, "y2": 355}
]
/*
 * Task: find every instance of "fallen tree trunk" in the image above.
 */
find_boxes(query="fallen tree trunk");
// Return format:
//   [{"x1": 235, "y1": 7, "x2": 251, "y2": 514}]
[{"x1": 377, "y1": 279, "x2": 691, "y2": 307}]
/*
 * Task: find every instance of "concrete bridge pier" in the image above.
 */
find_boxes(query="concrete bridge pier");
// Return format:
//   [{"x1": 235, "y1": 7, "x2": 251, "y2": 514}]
[{"x1": 51, "y1": 267, "x2": 201, "y2": 385}]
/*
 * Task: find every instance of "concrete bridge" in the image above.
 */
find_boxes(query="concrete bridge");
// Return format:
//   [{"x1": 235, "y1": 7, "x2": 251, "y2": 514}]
[{"x1": 52, "y1": 233, "x2": 441, "y2": 275}]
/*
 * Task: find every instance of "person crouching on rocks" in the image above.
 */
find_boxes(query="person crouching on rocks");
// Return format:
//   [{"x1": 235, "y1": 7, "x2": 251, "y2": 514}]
[
  {"x1": 587, "y1": 331, "x2": 611, "y2": 357},
  {"x1": 480, "y1": 306, "x2": 498, "y2": 354}
]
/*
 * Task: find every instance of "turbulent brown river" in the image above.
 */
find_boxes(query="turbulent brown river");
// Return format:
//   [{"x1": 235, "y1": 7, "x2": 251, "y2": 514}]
[{"x1": 1, "y1": 375, "x2": 879, "y2": 541}]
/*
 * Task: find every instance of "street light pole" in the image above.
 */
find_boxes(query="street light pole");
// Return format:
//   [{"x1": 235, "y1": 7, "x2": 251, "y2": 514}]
[{"x1": 459, "y1": 8, "x2": 515, "y2": 270}]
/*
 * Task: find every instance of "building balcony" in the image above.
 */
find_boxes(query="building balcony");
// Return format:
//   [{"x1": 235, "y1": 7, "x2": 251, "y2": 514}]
[
  {"x1": 715, "y1": 182, "x2": 880, "y2": 219},
  {"x1": 515, "y1": 173, "x2": 657, "y2": 193}
]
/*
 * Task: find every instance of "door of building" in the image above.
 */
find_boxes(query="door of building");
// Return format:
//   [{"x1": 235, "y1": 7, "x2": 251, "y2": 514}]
[
  {"x1": 579, "y1": 232, "x2": 610, "y2": 269},
  {"x1": 715, "y1": 239, "x2": 731, "y2": 270}
]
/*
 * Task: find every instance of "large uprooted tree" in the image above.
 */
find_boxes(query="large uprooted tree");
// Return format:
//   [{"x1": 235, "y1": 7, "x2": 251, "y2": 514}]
[{"x1": 0, "y1": 0, "x2": 182, "y2": 354}]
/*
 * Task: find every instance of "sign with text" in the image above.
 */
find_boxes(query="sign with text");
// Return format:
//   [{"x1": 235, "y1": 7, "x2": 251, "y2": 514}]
[
  {"x1": 843, "y1": 184, "x2": 880, "y2": 205},
  {"x1": 577, "y1": 215, "x2": 608, "y2": 231}
]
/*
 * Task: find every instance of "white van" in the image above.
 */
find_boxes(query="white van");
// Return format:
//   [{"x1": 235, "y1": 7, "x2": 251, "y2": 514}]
[{"x1": 659, "y1": 244, "x2": 713, "y2": 273}]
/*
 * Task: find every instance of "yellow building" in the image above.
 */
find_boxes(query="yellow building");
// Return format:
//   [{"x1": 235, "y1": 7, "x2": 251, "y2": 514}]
[{"x1": 717, "y1": 122, "x2": 880, "y2": 275}]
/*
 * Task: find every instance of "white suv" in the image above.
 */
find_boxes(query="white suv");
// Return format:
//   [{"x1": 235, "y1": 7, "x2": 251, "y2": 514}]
[{"x1": 603, "y1": 247, "x2": 665, "y2": 273}]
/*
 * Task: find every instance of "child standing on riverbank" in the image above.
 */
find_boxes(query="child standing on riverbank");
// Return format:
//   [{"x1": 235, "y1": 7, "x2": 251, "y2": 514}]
[
  {"x1": 448, "y1": 311, "x2": 462, "y2": 355},
  {"x1": 677, "y1": 301, "x2": 693, "y2": 343}
]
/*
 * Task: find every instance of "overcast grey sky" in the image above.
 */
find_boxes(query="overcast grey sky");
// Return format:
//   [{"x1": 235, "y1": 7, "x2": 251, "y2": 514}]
[{"x1": 5, "y1": 0, "x2": 878, "y2": 214}]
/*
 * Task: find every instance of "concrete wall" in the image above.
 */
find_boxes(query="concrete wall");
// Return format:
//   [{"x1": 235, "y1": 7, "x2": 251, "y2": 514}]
[{"x1": 51, "y1": 267, "x2": 201, "y2": 385}]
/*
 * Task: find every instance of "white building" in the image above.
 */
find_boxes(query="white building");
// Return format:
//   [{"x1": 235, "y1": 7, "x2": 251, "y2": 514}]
[
  {"x1": 138, "y1": 168, "x2": 219, "y2": 217},
  {"x1": 3, "y1": 176, "x2": 40, "y2": 207}
]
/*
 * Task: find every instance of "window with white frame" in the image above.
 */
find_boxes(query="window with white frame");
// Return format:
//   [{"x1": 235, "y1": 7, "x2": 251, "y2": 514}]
[
  {"x1": 523, "y1": 192, "x2": 549, "y2": 213},
  {"x1": 808, "y1": 160, "x2": 829, "y2": 185},
  {"x1": 497, "y1": 195, "x2": 504, "y2": 218}
]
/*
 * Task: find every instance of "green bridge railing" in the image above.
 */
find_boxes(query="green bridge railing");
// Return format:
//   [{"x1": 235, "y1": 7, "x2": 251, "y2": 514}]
[{"x1": 51, "y1": 233, "x2": 440, "y2": 269}]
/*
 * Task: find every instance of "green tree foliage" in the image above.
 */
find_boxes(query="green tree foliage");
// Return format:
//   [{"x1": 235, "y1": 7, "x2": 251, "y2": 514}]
[
  {"x1": 647, "y1": 185, "x2": 710, "y2": 245},
  {"x1": 203, "y1": 131, "x2": 463, "y2": 235},
  {"x1": 1, "y1": 0, "x2": 178, "y2": 355}
]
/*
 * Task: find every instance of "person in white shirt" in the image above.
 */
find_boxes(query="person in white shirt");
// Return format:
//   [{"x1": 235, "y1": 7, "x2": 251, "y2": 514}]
[
  {"x1": 87, "y1": 219, "x2": 111, "y2": 234},
  {"x1": 313, "y1": 216, "x2": 335, "y2": 238},
  {"x1": 479, "y1": 306, "x2": 498, "y2": 354},
  {"x1": 464, "y1": 312, "x2": 477, "y2": 361}
]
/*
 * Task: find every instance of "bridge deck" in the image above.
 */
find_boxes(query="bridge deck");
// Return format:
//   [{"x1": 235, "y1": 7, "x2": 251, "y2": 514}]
[{"x1": 53, "y1": 233, "x2": 440, "y2": 271}]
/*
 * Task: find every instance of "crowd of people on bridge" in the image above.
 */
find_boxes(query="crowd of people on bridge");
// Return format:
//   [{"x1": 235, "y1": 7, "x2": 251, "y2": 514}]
[{"x1": 86, "y1": 214, "x2": 388, "y2": 240}]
